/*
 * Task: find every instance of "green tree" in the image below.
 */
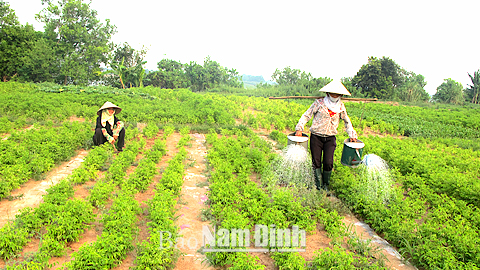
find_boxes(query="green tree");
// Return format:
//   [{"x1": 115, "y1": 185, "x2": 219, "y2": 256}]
[
  {"x1": 0, "y1": 1, "x2": 17, "y2": 25},
  {"x1": 395, "y1": 73, "x2": 430, "y2": 102},
  {"x1": 19, "y1": 36, "x2": 59, "y2": 82},
  {"x1": 143, "y1": 70, "x2": 161, "y2": 87},
  {"x1": 432, "y1": 78, "x2": 464, "y2": 105},
  {"x1": 0, "y1": 2, "x2": 38, "y2": 81},
  {"x1": 184, "y1": 56, "x2": 241, "y2": 91},
  {"x1": 351, "y1": 56, "x2": 405, "y2": 99},
  {"x1": 203, "y1": 56, "x2": 242, "y2": 89},
  {"x1": 125, "y1": 59, "x2": 147, "y2": 88},
  {"x1": 341, "y1": 77, "x2": 363, "y2": 97},
  {"x1": 225, "y1": 67, "x2": 243, "y2": 88},
  {"x1": 185, "y1": 61, "x2": 207, "y2": 91},
  {"x1": 156, "y1": 59, "x2": 187, "y2": 89},
  {"x1": 112, "y1": 42, "x2": 146, "y2": 69},
  {"x1": 465, "y1": 70, "x2": 480, "y2": 104},
  {"x1": 104, "y1": 57, "x2": 127, "y2": 89},
  {"x1": 37, "y1": 0, "x2": 116, "y2": 85},
  {"x1": 203, "y1": 56, "x2": 225, "y2": 88},
  {"x1": 271, "y1": 66, "x2": 302, "y2": 85},
  {"x1": 271, "y1": 66, "x2": 331, "y2": 94},
  {"x1": 103, "y1": 43, "x2": 147, "y2": 88}
]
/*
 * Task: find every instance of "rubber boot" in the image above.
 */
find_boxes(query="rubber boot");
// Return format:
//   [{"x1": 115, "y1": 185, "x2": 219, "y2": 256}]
[
  {"x1": 322, "y1": 170, "x2": 332, "y2": 192},
  {"x1": 314, "y1": 168, "x2": 322, "y2": 190}
]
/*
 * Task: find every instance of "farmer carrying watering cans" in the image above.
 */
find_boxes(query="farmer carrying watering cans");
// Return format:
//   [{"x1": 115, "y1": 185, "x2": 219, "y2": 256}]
[
  {"x1": 92, "y1": 101, "x2": 126, "y2": 152},
  {"x1": 295, "y1": 80, "x2": 357, "y2": 191}
]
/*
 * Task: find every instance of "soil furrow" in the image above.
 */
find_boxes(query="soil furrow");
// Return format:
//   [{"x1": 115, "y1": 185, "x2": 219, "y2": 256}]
[
  {"x1": 0, "y1": 150, "x2": 89, "y2": 227},
  {"x1": 174, "y1": 133, "x2": 214, "y2": 270}
]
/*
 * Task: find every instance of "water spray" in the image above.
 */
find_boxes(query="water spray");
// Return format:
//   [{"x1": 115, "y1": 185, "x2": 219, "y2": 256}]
[
  {"x1": 268, "y1": 133, "x2": 394, "y2": 204},
  {"x1": 340, "y1": 139, "x2": 394, "y2": 204},
  {"x1": 264, "y1": 134, "x2": 314, "y2": 188}
]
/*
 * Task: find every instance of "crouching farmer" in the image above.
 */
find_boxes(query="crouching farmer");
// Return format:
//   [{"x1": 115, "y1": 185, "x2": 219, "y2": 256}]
[{"x1": 92, "y1": 101, "x2": 125, "y2": 152}]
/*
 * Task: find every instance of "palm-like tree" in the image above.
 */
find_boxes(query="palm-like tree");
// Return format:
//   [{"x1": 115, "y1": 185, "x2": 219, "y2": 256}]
[
  {"x1": 125, "y1": 60, "x2": 147, "y2": 88},
  {"x1": 467, "y1": 70, "x2": 480, "y2": 104},
  {"x1": 104, "y1": 57, "x2": 127, "y2": 89}
]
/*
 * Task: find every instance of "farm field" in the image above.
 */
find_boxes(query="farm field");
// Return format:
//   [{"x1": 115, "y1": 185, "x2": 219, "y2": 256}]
[{"x1": 0, "y1": 82, "x2": 479, "y2": 270}]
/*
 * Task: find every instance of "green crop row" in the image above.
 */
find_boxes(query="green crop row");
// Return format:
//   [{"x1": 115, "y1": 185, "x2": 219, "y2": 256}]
[
  {"x1": 134, "y1": 131, "x2": 187, "y2": 269},
  {"x1": 87, "y1": 136, "x2": 142, "y2": 207},
  {"x1": 333, "y1": 135, "x2": 480, "y2": 269},
  {"x1": 0, "y1": 82, "x2": 242, "y2": 131},
  {"x1": 176, "y1": 126, "x2": 191, "y2": 148},
  {"x1": 65, "y1": 132, "x2": 157, "y2": 269},
  {"x1": 347, "y1": 102, "x2": 480, "y2": 130},
  {"x1": 204, "y1": 128, "x2": 274, "y2": 269},
  {"x1": 345, "y1": 102, "x2": 480, "y2": 139},
  {"x1": 0, "y1": 121, "x2": 92, "y2": 200},
  {"x1": 203, "y1": 128, "x2": 387, "y2": 269},
  {"x1": 122, "y1": 139, "x2": 167, "y2": 193},
  {"x1": 105, "y1": 134, "x2": 145, "y2": 185},
  {"x1": 66, "y1": 193, "x2": 142, "y2": 269},
  {"x1": 230, "y1": 95, "x2": 306, "y2": 132},
  {"x1": 1, "y1": 130, "x2": 147, "y2": 268},
  {"x1": 365, "y1": 136, "x2": 480, "y2": 207},
  {"x1": 0, "y1": 142, "x2": 113, "y2": 268}
]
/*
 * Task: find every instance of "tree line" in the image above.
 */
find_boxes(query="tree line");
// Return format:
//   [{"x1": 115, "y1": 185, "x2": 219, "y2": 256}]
[
  {"x1": 269, "y1": 57, "x2": 479, "y2": 105},
  {"x1": 1, "y1": 0, "x2": 479, "y2": 105}
]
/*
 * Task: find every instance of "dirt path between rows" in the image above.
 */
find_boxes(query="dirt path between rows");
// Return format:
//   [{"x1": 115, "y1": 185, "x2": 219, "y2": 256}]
[
  {"x1": 342, "y1": 211, "x2": 416, "y2": 269},
  {"x1": 0, "y1": 150, "x2": 89, "y2": 227},
  {"x1": 254, "y1": 127, "x2": 416, "y2": 269},
  {"x1": 173, "y1": 133, "x2": 214, "y2": 270},
  {"x1": 0, "y1": 124, "x2": 416, "y2": 270},
  {"x1": 109, "y1": 132, "x2": 182, "y2": 270},
  {"x1": 0, "y1": 115, "x2": 90, "y2": 227}
]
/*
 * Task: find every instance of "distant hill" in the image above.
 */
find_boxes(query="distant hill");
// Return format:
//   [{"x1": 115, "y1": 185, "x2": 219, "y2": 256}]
[{"x1": 241, "y1": 75, "x2": 276, "y2": 89}]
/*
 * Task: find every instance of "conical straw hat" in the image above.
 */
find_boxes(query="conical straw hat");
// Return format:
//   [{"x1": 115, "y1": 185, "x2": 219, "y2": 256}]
[
  {"x1": 97, "y1": 101, "x2": 122, "y2": 115},
  {"x1": 318, "y1": 80, "x2": 351, "y2": 96}
]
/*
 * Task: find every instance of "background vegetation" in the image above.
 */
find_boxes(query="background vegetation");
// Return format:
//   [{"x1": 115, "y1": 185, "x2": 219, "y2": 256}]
[
  {"x1": 1, "y1": 0, "x2": 480, "y2": 269},
  {"x1": 1, "y1": 0, "x2": 480, "y2": 105}
]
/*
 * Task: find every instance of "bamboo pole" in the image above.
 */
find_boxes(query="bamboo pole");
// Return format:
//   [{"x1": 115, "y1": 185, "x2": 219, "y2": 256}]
[{"x1": 268, "y1": 96, "x2": 378, "y2": 102}]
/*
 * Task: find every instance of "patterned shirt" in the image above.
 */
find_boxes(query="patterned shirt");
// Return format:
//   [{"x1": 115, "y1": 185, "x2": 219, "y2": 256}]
[
  {"x1": 295, "y1": 98, "x2": 357, "y2": 138},
  {"x1": 101, "y1": 120, "x2": 124, "y2": 143}
]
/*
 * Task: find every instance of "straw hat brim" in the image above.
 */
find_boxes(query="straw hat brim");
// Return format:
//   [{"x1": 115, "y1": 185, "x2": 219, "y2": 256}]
[
  {"x1": 97, "y1": 101, "x2": 122, "y2": 115},
  {"x1": 318, "y1": 80, "x2": 351, "y2": 96}
]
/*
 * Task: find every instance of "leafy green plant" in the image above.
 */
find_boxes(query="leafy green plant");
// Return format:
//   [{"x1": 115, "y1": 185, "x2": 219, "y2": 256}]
[
  {"x1": 143, "y1": 123, "x2": 160, "y2": 138},
  {"x1": 0, "y1": 121, "x2": 91, "y2": 200},
  {"x1": 67, "y1": 194, "x2": 141, "y2": 269},
  {"x1": 134, "y1": 146, "x2": 187, "y2": 269},
  {"x1": 272, "y1": 252, "x2": 306, "y2": 270},
  {"x1": 88, "y1": 179, "x2": 115, "y2": 207},
  {"x1": 269, "y1": 130, "x2": 288, "y2": 148},
  {"x1": 162, "y1": 124, "x2": 175, "y2": 139},
  {"x1": 0, "y1": 223, "x2": 29, "y2": 260}
]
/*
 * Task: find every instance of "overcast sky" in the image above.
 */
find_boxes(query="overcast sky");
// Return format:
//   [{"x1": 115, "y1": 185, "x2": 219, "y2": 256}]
[{"x1": 9, "y1": 0, "x2": 480, "y2": 95}]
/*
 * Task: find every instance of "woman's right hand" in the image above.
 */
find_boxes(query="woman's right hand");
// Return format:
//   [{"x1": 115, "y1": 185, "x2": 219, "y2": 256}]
[{"x1": 295, "y1": 130, "x2": 302, "y2": 136}]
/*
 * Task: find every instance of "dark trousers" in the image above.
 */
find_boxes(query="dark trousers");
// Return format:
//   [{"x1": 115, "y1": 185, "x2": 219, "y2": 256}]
[
  {"x1": 93, "y1": 128, "x2": 125, "y2": 150},
  {"x1": 310, "y1": 134, "x2": 336, "y2": 171}
]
